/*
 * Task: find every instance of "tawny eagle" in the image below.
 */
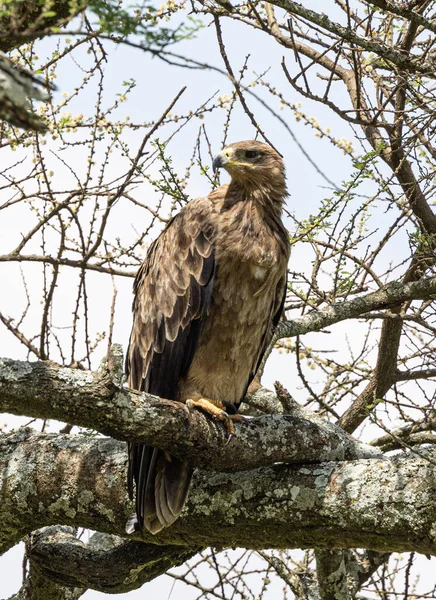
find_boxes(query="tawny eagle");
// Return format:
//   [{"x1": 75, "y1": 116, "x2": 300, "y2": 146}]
[{"x1": 126, "y1": 140, "x2": 290, "y2": 534}]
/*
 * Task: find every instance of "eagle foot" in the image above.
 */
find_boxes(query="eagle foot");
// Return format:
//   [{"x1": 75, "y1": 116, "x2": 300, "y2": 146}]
[{"x1": 186, "y1": 396, "x2": 240, "y2": 443}]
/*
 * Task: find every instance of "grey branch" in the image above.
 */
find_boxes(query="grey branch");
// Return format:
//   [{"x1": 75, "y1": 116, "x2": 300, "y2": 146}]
[
  {"x1": 0, "y1": 346, "x2": 380, "y2": 473},
  {"x1": 1, "y1": 430, "x2": 436, "y2": 568},
  {"x1": 26, "y1": 526, "x2": 198, "y2": 594},
  {"x1": 258, "y1": 551, "x2": 320, "y2": 599},
  {"x1": 313, "y1": 548, "x2": 391, "y2": 600},
  {"x1": 7, "y1": 558, "x2": 85, "y2": 600},
  {"x1": 268, "y1": 0, "x2": 436, "y2": 76},
  {"x1": 315, "y1": 549, "x2": 349, "y2": 600},
  {"x1": 0, "y1": 51, "x2": 54, "y2": 131},
  {"x1": 366, "y1": 0, "x2": 436, "y2": 35},
  {"x1": 311, "y1": 548, "x2": 390, "y2": 600},
  {"x1": 345, "y1": 550, "x2": 391, "y2": 596},
  {"x1": 371, "y1": 418, "x2": 436, "y2": 452},
  {"x1": 277, "y1": 275, "x2": 436, "y2": 339}
]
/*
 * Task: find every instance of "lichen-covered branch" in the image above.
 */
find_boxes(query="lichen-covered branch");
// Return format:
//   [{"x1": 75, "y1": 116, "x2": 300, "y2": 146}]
[
  {"x1": 268, "y1": 0, "x2": 436, "y2": 76},
  {"x1": 26, "y1": 526, "x2": 199, "y2": 593},
  {"x1": 0, "y1": 347, "x2": 380, "y2": 473},
  {"x1": 0, "y1": 0, "x2": 86, "y2": 53},
  {"x1": 276, "y1": 275, "x2": 436, "y2": 339},
  {"x1": 311, "y1": 548, "x2": 391, "y2": 600},
  {"x1": 258, "y1": 551, "x2": 320, "y2": 599},
  {"x1": 1, "y1": 431, "x2": 436, "y2": 563},
  {"x1": 0, "y1": 52, "x2": 54, "y2": 131},
  {"x1": 315, "y1": 550, "x2": 349, "y2": 600},
  {"x1": 366, "y1": 0, "x2": 436, "y2": 35},
  {"x1": 345, "y1": 550, "x2": 391, "y2": 596},
  {"x1": 7, "y1": 561, "x2": 85, "y2": 600}
]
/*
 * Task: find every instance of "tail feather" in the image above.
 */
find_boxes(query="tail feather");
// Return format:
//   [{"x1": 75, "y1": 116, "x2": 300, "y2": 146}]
[{"x1": 127, "y1": 444, "x2": 193, "y2": 535}]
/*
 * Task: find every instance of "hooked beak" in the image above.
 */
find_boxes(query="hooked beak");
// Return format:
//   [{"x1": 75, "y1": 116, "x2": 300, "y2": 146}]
[{"x1": 212, "y1": 149, "x2": 232, "y2": 173}]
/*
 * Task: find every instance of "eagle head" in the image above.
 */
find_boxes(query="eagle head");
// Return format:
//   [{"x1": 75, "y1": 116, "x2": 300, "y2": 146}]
[{"x1": 212, "y1": 140, "x2": 285, "y2": 184}]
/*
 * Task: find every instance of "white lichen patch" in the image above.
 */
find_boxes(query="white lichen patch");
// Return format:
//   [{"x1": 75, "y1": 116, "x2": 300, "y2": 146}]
[
  {"x1": 57, "y1": 367, "x2": 94, "y2": 386},
  {"x1": 289, "y1": 485, "x2": 317, "y2": 509},
  {"x1": 48, "y1": 496, "x2": 76, "y2": 519},
  {"x1": 315, "y1": 472, "x2": 331, "y2": 491},
  {"x1": 0, "y1": 359, "x2": 33, "y2": 381},
  {"x1": 290, "y1": 486, "x2": 300, "y2": 501},
  {"x1": 255, "y1": 417, "x2": 285, "y2": 457},
  {"x1": 112, "y1": 391, "x2": 132, "y2": 409},
  {"x1": 41, "y1": 452, "x2": 56, "y2": 473},
  {"x1": 5, "y1": 445, "x2": 37, "y2": 508},
  {"x1": 78, "y1": 490, "x2": 95, "y2": 506},
  {"x1": 273, "y1": 487, "x2": 288, "y2": 499},
  {"x1": 97, "y1": 502, "x2": 115, "y2": 522}
]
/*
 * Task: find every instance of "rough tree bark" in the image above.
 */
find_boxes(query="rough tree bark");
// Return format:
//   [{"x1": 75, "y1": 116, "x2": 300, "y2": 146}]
[
  {"x1": 0, "y1": 0, "x2": 86, "y2": 53},
  {"x1": 1, "y1": 428, "x2": 435, "y2": 593},
  {"x1": 0, "y1": 345, "x2": 435, "y2": 594},
  {"x1": 0, "y1": 345, "x2": 381, "y2": 472}
]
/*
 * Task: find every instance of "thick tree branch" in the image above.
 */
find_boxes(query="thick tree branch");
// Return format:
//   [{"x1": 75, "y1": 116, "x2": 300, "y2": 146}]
[
  {"x1": 315, "y1": 549, "x2": 349, "y2": 600},
  {"x1": 1, "y1": 431, "x2": 436, "y2": 560},
  {"x1": 315, "y1": 544, "x2": 390, "y2": 598},
  {"x1": 8, "y1": 562, "x2": 84, "y2": 600},
  {"x1": 396, "y1": 368, "x2": 436, "y2": 382},
  {"x1": 27, "y1": 526, "x2": 199, "y2": 593},
  {"x1": 258, "y1": 551, "x2": 320, "y2": 599},
  {"x1": 0, "y1": 52, "x2": 55, "y2": 131},
  {"x1": 388, "y1": 144, "x2": 436, "y2": 235},
  {"x1": 0, "y1": 346, "x2": 380, "y2": 473},
  {"x1": 345, "y1": 549, "x2": 391, "y2": 595},
  {"x1": 0, "y1": 0, "x2": 86, "y2": 53},
  {"x1": 339, "y1": 314, "x2": 400, "y2": 434}
]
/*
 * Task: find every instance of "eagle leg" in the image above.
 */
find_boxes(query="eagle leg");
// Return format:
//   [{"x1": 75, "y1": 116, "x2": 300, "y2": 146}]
[{"x1": 186, "y1": 396, "x2": 238, "y2": 442}]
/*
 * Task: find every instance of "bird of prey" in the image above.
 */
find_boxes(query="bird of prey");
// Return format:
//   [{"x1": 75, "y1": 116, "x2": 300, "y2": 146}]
[{"x1": 125, "y1": 140, "x2": 290, "y2": 534}]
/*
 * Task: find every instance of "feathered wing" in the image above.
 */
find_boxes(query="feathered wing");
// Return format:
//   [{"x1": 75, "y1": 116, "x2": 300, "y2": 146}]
[{"x1": 125, "y1": 198, "x2": 215, "y2": 534}]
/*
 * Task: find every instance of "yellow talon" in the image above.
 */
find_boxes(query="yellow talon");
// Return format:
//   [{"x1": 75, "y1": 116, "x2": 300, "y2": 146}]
[{"x1": 186, "y1": 396, "x2": 239, "y2": 442}]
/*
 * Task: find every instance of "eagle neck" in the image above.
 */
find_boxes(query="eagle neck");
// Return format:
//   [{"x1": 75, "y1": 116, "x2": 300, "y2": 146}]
[{"x1": 225, "y1": 179, "x2": 286, "y2": 219}]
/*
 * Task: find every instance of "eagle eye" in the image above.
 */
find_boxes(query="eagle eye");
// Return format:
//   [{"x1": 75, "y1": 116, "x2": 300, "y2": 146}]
[{"x1": 245, "y1": 150, "x2": 259, "y2": 159}]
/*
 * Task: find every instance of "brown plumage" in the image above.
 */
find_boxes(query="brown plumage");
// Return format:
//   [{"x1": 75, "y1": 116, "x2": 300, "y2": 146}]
[{"x1": 125, "y1": 140, "x2": 290, "y2": 534}]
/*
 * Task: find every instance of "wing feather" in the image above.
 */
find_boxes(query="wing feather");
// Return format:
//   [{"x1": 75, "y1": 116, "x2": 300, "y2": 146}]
[
  {"x1": 126, "y1": 198, "x2": 215, "y2": 396},
  {"x1": 125, "y1": 197, "x2": 215, "y2": 533}
]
